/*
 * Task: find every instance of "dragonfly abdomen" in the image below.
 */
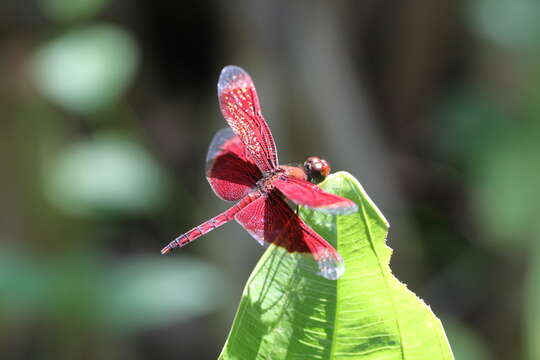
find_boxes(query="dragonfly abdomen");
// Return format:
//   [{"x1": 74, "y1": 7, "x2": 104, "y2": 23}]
[{"x1": 161, "y1": 191, "x2": 262, "y2": 254}]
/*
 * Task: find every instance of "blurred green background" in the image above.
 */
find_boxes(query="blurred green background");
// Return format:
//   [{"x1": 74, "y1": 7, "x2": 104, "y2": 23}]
[{"x1": 0, "y1": 1, "x2": 537, "y2": 359}]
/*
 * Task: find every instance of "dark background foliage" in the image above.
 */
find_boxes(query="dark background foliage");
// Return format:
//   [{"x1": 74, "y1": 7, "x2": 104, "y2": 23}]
[{"x1": 1, "y1": 1, "x2": 537, "y2": 359}]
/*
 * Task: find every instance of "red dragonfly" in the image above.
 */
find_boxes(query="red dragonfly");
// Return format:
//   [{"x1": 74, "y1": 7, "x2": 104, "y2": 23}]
[{"x1": 161, "y1": 66, "x2": 357, "y2": 280}]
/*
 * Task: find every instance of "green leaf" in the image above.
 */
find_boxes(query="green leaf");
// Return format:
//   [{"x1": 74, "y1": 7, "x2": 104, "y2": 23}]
[
  {"x1": 526, "y1": 242, "x2": 540, "y2": 360},
  {"x1": 219, "y1": 171, "x2": 453, "y2": 360},
  {"x1": 101, "y1": 256, "x2": 232, "y2": 331},
  {"x1": 443, "y1": 317, "x2": 491, "y2": 360},
  {"x1": 32, "y1": 24, "x2": 139, "y2": 114},
  {"x1": 0, "y1": 252, "x2": 230, "y2": 332},
  {"x1": 468, "y1": 0, "x2": 540, "y2": 49},
  {"x1": 44, "y1": 132, "x2": 170, "y2": 217},
  {"x1": 40, "y1": 0, "x2": 110, "y2": 22}
]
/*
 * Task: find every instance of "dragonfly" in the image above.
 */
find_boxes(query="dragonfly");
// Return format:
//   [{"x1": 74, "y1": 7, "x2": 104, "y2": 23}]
[{"x1": 161, "y1": 65, "x2": 358, "y2": 280}]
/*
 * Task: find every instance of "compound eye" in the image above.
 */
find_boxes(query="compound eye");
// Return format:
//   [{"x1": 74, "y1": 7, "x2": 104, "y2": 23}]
[
  {"x1": 319, "y1": 159, "x2": 331, "y2": 178},
  {"x1": 304, "y1": 157, "x2": 331, "y2": 184},
  {"x1": 304, "y1": 156, "x2": 318, "y2": 165}
]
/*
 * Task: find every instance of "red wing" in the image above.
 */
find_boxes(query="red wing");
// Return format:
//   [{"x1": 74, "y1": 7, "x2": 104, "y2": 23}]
[
  {"x1": 217, "y1": 65, "x2": 279, "y2": 174},
  {"x1": 234, "y1": 192, "x2": 345, "y2": 280},
  {"x1": 206, "y1": 128, "x2": 263, "y2": 201},
  {"x1": 273, "y1": 177, "x2": 358, "y2": 215}
]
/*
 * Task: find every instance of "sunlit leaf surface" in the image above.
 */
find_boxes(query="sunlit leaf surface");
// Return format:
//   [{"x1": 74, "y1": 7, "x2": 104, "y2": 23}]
[{"x1": 220, "y1": 172, "x2": 453, "y2": 360}]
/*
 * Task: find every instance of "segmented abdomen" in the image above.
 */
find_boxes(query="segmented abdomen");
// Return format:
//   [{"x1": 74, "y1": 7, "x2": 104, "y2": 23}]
[{"x1": 161, "y1": 191, "x2": 262, "y2": 253}]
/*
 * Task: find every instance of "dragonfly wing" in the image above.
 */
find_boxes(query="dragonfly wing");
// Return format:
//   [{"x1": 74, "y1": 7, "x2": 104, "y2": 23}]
[
  {"x1": 232, "y1": 193, "x2": 269, "y2": 248},
  {"x1": 206, "y1": 128, "x2": 262, "y2": 201},
  {"x1": 273, "y1": 177, "x2": 358, "y2": 215},
  {"x1": 235, "y1": 192, "x2": 345, "y2": 280},
  {"x1": 218, "y1": 65, "x2": 279, "y2": 173}
]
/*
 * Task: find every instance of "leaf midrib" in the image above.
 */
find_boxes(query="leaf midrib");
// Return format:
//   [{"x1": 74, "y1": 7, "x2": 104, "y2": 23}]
[
  {"x1": 329, "y1": 213, "x2": 340, "y2": 360},
  {"x1": 353, "y1": 182, "x2": 405, "y2": 360}
]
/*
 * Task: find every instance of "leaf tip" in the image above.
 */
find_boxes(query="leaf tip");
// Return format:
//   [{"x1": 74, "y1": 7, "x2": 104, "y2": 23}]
[{"x1": 324, "y1": 171, "x2": 390, "y2": 228}]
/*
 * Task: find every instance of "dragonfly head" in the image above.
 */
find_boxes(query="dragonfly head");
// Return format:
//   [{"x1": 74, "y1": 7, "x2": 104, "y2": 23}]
[{"x1": 304, "y1": 156, "x2": 331, "y2": 184}]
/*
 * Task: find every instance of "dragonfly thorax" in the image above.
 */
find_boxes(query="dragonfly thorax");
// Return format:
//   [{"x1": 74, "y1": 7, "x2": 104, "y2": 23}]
[
  {"x1": 280, "y1": 165, "x2": 307, "y2": 181},
  {"x1": 256, "y1": 167, "x2": 299, "y2": 193},
  {"x1": 261, "y1": 160, "x2": 330, "y2": 190}
]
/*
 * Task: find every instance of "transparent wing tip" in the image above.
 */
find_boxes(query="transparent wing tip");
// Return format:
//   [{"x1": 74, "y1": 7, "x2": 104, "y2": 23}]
[
  {"x1": 218, "y1": 65, "x2": 252, "y2": 93},
  {"x1": 342, "y1": 201, "x2": 359, "y2": 214},
  {"x1": 205, "y1": 127, "x2": 235, "y2": 163},
  {"x1": 315, "y1": 201, "x2": 358, "y2": 216},
  {"x1": 221, "y1": 65, "x2": 246, "y2": 74},
  {"x1": 316, "y1": 249, "x2": 345, "y2": 280}
]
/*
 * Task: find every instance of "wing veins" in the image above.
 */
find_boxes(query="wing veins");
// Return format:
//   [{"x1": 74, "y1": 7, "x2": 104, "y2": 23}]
[{"x1": 235, "y1": 102, "x2": 276, "y2": 171}]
